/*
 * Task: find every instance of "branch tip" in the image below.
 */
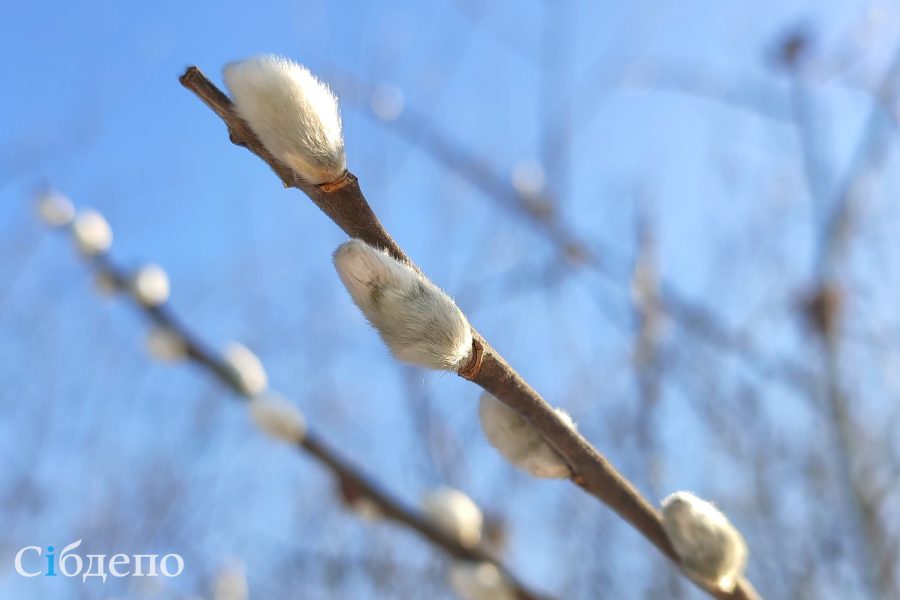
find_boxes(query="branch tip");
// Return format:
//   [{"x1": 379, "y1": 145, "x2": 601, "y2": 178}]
[{"x1": 178, "y1": 65, "x2": 202, "y2": 87}]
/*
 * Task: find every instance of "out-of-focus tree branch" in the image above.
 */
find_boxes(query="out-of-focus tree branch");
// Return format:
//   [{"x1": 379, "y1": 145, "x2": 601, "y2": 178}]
[
  {"x1": 630, "y1": 208, "x2": 664, "y2": 481},
  {"x1": 789, "y1": 33, "x2": 900, "y2": 599},
  {"x1": 49, "y1": 233, "x2": 549, "y2": 600}
]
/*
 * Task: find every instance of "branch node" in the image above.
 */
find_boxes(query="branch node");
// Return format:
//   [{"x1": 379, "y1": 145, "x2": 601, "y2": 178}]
[
  {"x1": 457, "y1": 336, "x2": 484, "y2": 380},
  {"x1": 319, "y1": 170, "x2": 353, "y2": 193}
]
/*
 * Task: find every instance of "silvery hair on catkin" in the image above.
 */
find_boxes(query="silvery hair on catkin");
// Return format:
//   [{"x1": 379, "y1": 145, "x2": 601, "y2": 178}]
[
  {"x1": 661, "y1": 491, "x2": 747, "y2": 592},
  {"x1": 224, "y1": 55, "x2": 346, "y2": 184},
  {"x1": 333, "y1": 240, "x2": 472, "y2": 371}
]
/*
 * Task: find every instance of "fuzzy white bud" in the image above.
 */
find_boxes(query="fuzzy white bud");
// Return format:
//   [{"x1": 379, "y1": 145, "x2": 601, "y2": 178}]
[
  {"x1": 248, "y1": 393, "x2": 306, "y2": 443},
  {"x1": 145, "y1": 326, "x2": 187, "y2": 362},
  {"x1": 338, "y1": 479, "x2": 385, "y2": 522},
  {"x1": 422, "y1": 487, "x2": 483, "y2": 548},
  {"x1": 93, "y1": 271, "x2": 120, "y2": 297},
  {"x1": 36, "y1": 190, "x2": 75, "y2": 227},
  {"x1": 350, "y1": 496, "x2": 384, "y2": 522},
  {"x1": 223, "y1": 342, "x2": 268, "y2": 396},
  {"x1": 72, "y1": 209, "x2": 112, "y2": 256},
  {"x1": 478, "y1": 392, "x2": 574, "y2": 479},
  {"x1": 370, "y1": 83, "x2": 404, "y2": 121},
  {"x1": 131, "y1": 264, "x2": 170, "y2": 306},
  {"x1": 511, "y1": 160, "x2": 546, "y2": 198},
  {"x1": 661, "y1": 492, "x2": 748, "y2": 592},
  {"x1": 223, "y1": 55, "x2": 346, "y2": 184},
  {"x1": 447, "y1": 562, "x2": 515, "y2": 600},
  {"x1": 213, "y1": 562, "x2": 248, "y2": 600},
  {"x1": 333, "y1": 240, "x2": 472, "y2": 371}
]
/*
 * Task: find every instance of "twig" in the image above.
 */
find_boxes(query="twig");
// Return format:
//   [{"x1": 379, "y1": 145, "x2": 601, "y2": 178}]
[
  {"x1": 815, "y1": 46, "x2": 900, "y2": 276},
  {"x1": 630, "y1": 208, "x2": 664, "y2": 481},
  {"x1": 791, "y1": 41, "x2": 900, "y2": 599},
  {"x1": 66, "y1": 250, "x2": 549, "y2": 600},
  {"x1": 180, "y1": 65, "x2": 762, "y2": 600}
]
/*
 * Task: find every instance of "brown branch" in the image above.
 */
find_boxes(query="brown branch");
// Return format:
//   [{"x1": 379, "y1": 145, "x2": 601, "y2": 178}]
[
  {"x1": 180, "y1": 65, "x2": 762, "y2": 600},
  {"x1": 73, "y1": 251, "x2": 548, "y2": 600}
]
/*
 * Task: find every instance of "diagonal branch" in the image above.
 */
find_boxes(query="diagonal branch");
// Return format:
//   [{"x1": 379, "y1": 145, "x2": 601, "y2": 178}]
[{"x1": 180, "y1": 65, "x2": 762, "y2": 600}]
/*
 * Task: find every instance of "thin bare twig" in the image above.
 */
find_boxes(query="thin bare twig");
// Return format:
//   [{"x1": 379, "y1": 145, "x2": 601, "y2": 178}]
[{"x1": 180, "y1": 65, "x2": 762, "y2": 600}]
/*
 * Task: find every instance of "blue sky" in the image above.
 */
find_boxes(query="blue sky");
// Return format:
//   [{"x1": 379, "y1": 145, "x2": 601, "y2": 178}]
[{"x1": 0, "y1": 0, "x2": 894, "y2": 598}]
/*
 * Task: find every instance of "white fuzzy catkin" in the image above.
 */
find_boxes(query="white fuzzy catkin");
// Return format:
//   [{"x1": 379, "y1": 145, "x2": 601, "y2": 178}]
[
  {"x1": 248, "y1": 393, "x2": 306, "y2": 443},
  {"x1": 223, "y1": 342, "x2": 268, "y2": 396},
  {"x1": 511, "y1": 160, "x2": 546, "y2": 197},
  {"x1": 370, "y1": 83, "x2": 404, "y2": 121},
  {"x1": 478, "y1": 392, "x2": 574, "y2": 479},
  {"x1": 131, "y1": 264, "x2": 170, "y2": 306},
  {"x1": 146, "y1": 326, "x2": 187, "y2": 362},
  {"x1": 93, "y1": 271, "x2": 120, "y2": 297},
  {"x1": 223, "y1": 55, "x2": 345, "y2": 184},
  {"x1": 422, "y1": 487, "x2": 483, "y2": 548},
  {"x1": 447, "y1": 562, "x2": 516, "y2": 600},
  {"x1": 333, "y1": 240, "x2": 472, "y2": 371},
  {"x1": 36, "y1": 190, "x2": 75, "y2": 227},
  {"x1": 213, "y1": 562, "x2": 248, "y2": 600},
  {"x1": 661, "y1": 491, "x2": 748, "y2": 592},
  {"x1": 350, "y1": 496, "x2": 384, "y2": 522},
  {"x1": 72, "y1": 210, "x2": 112, "y2": 255}
]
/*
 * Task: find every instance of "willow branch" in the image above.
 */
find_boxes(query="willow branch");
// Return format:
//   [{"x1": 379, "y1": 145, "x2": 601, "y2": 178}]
[
  {"x1": 65, "y1": 250, "x2": 547, "y2": 600},
  {"x1": 180, "y1": 65, "x2": 761, "y2": 600}
]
